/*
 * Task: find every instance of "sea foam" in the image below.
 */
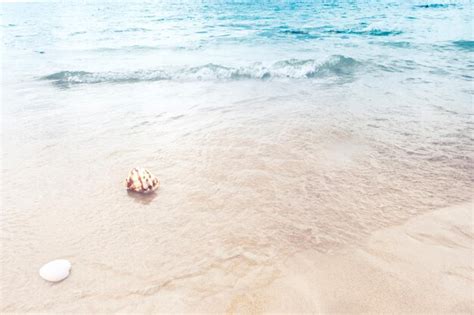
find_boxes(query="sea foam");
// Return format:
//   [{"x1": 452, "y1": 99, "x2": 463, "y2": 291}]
[{"x1": 41, "y1": 55, "x2": 360, "y2": 87}]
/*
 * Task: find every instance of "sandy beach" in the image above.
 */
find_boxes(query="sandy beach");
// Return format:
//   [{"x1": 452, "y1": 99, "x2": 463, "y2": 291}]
[
  {"x1": 2, "y1": 196, "x2": 472, "y2": 313},
  {"x1": 236, "y1": 202, "x2": 474, "y2": 314},
  {"x1": 1, "y1": 1, "x2": 473, "y2": 313}
]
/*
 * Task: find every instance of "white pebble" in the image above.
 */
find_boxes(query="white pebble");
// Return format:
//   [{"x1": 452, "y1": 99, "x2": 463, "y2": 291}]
[{"x1": 39, "y1": 259, "x2": 71, "y2": 282}]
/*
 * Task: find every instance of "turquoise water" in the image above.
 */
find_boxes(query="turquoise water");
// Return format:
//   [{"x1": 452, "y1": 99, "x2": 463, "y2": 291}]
[{"x1": 2, "y1": 1, "x2": 473, "y2": 88}]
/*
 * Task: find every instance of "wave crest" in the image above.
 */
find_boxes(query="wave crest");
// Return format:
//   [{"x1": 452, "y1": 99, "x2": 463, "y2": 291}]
[
  {"x1": 41, "y1": 55, "x2": 360, "y2": 87},
  {"x1": 329, "y1": 28, "x2": 402, "y2": 36},
  {"x1": 452, "y1": 40, "x2": 474, "y2": 51},
  {"x1": 413, "y1": 3, "x2": 455, "y2": 9}
]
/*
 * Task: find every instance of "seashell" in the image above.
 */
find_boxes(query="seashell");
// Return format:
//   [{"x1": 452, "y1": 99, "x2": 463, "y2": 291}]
[
  {"x1": 39, "y1": 259, "x2": 71, "y2": 282},
  {"x1": 125, "y1": 167, "x2": 160, "y2": 193}
]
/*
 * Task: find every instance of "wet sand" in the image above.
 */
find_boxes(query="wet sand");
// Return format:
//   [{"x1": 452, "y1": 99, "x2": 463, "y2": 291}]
[
  {"x1": 233, "y1": 202, "x2": 474, "y2": 314},
  {"x1": 3, "y1": 202, "x2": 471, "y2": 313},
  {"x1": 1, "y1": 79, "x2": 473, "y2": 313}
]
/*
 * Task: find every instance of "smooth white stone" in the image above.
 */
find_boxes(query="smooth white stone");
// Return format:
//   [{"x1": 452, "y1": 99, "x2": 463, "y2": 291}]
[{"x1": 39, "y1": 259, "x2": 71, "y2": 282}]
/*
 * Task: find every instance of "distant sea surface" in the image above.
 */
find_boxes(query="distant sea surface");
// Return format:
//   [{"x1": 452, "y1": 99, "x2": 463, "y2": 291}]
[{"x1": 1, "y1": 1, "x2": 473, "y2": 313}]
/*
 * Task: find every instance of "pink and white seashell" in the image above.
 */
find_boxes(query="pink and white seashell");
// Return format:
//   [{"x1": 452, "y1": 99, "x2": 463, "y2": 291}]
[{"x1": 125, "y1": 167, "x2": 160, "y2": 193}]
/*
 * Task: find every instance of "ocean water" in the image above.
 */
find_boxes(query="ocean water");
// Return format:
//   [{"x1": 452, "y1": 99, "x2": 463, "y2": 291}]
[{"x1": 1, "y1": 1, "x2": 473, "y2": 312}]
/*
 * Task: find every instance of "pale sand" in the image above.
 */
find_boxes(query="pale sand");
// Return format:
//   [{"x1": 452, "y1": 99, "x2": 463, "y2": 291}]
[
  {"x1": 230, "y1": 202, "x2": 474, "y2": 314},
  {"x1": 1, "y1": 201, "x2": 472, "y2": 313}
]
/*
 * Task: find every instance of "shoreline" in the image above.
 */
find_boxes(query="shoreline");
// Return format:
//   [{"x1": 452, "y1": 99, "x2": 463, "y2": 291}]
[
  {"x1": 230, "y1": 202, "x2": 474, "y2": 313},
  {"x1": 2, "y1": 1, "x2": 473, "y2": 313}
]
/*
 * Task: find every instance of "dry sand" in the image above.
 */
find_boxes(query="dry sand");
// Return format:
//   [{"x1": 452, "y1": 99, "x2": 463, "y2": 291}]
[{"x1": 230, "y1": 202, "x2": 474, "y2": 314}]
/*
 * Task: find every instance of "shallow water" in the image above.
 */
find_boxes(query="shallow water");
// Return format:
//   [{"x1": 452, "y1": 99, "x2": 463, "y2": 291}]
[{"x1": 1, "y1": 0, "x2": 473, "y2": 312}]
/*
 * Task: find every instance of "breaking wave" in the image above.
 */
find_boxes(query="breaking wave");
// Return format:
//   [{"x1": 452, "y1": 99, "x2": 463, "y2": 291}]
[
  {"x1": 328, "y1": 28, "x2": 403, "y2": 36},
  {"x1": 452, "y1": 40, "x2": 474, "y2": 52},
  {"x1": 413, "y1": 3, "x2": 456, "y2": 9},
  {"x1": 41, "y1": 55, "x2": 360, "y2": 87}
]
